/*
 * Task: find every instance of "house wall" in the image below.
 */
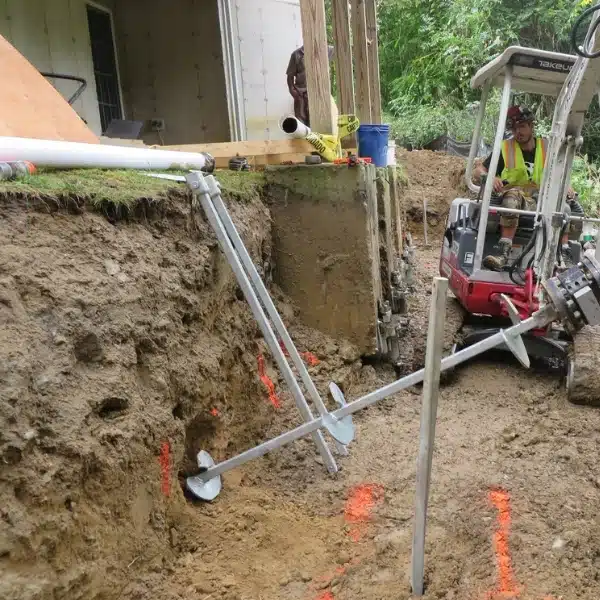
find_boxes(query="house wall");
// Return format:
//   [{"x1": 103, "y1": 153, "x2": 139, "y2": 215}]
[
  {"x1": 230, "y1": 0, "x2": 303, "y2": 141},
  {"x1": 114, "y1": 0, "x2": 229, "y2": 145},
  {"x1": 0, "y1": 0, "x2": 111, "y2": 135},
  {"x1": 0, "y1": 0, "x2": 230, "y2": 144}
]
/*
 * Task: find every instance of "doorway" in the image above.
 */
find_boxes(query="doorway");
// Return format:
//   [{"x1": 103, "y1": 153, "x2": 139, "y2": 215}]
[{"x1": 86, "y1": 4, "x2": 123, "y2": 132}]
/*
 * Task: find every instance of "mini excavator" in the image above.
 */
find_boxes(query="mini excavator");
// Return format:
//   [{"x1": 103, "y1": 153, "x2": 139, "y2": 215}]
[{"x1": 440, "y1": 3, "x2": 600, "y2": 403}]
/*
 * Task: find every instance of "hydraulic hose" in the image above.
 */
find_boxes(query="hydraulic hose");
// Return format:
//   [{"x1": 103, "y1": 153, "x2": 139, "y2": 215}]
[
  {"x1": 571, "y1": 3, "x2": 600, "y2": 59},
  {"x1": 508, "y1": 215, "x2": 546, "y2": 286}
]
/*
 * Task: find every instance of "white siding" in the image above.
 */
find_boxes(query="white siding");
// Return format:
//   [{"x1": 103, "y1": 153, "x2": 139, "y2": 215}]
[
  {"x1": 231, "y1": 0, "x2": 303, "y2": 141},
  {"x1": 0, "y1": 0, "x2": 115, "y2": 135}
]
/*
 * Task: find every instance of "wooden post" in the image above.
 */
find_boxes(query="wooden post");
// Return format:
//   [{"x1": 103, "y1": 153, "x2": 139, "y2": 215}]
[
  {"x1": 332, "y1": 0, "x2": 356, "y2": 148},
  {"x1": 351, "y1": 0, "x2": 371, "y2": 124},
  {"x1": 365, "y1": 0, "x2": 382, "y2": 123},
  {"x1": 332, "y1": 0, "x2": 355, "y2": 116},
  {"x1": 299, "y1": 0, "x2": 335, "y2": 134},
  {"x1": 411, "y1": 277, "x2": 448, "y2": 596}
]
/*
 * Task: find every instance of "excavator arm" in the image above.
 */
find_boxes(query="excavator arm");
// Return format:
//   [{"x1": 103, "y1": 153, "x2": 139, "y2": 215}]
[{"x1": 537, "y1": 2, "x2": 600, "y2": 281}]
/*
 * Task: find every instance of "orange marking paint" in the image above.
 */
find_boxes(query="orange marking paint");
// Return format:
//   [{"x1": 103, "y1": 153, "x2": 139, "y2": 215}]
[
  {"x1": 301, "y1": 351, "x2": 320, "y2": 366},
  {"x1": 278, "y1": 341, "x2": 321, "y2": 366},
  {"x1": 486, "y1": 489, "x2": 520, "y2": 599},
  {"x1": 210, "y1": 407, "x2": 219, "y2": 417},
  {"x1": 257, "y1": 355, "x2": 281, "y2": 409},
  {"x1": 344, "y1": 483, "x2": 384, "y2": 542},
  {"x1": 315, "y1": 593, "x2": 335, "y2": 600}
]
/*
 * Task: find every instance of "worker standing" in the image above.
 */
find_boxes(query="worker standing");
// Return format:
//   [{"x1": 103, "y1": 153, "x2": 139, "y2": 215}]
[{"x1": 286, "y1": 44, "x2": 334, "y2": 128}]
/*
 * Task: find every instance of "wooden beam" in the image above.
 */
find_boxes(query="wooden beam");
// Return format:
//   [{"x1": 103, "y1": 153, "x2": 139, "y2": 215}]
[
  {"x1": 351, "y1": 0, "x2": 371, "y2": 124},
  {"x1": 299, "y1": 0, "x2": 335, "y2": 134},
  {"x1": 332, "y1": 0, "x2": 355, "y2": 116},
  {"x1": 365, "y1": 0, "x2": 382, "y2": 123},
  {"x1": 164, "y1": 139, "x2": 315, "y2": 157},
  {"x1": 164, "y1": 139, "x2": 357, "y2": 169}
]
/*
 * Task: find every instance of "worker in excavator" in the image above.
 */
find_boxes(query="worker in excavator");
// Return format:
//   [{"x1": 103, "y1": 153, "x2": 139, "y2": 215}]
[{"x1": 474, "y1": 105, "x2": 584, "y2": 270}]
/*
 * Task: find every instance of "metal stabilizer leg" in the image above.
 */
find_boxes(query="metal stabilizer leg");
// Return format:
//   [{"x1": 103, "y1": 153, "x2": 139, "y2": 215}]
[
  {"x1": 185, "y1": 172, "x2": 339, "y2": 500},
  {"x1": 204, "y1": 176, "x2": 354, "y2": 451},
  {"x1": 191, "y1": 302, "x2": 557, "y2": 486}
]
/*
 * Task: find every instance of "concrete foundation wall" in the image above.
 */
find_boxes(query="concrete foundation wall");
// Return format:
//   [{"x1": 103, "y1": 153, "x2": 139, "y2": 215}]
[
  {"x1": 114, "y1": 0, "x2": 230, "y2": 145},
  {"x1": 266, "y1": 164, "x2": 383, "y2": 355}
]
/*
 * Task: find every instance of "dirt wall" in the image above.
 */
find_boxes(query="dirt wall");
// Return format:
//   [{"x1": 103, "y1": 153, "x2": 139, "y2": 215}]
[
  {"x1": 0, "y1": 181, "x2": 278, "y2": 599},
  {"x1": 265, "y1": 164, "x2": 382, "y2": 357}
]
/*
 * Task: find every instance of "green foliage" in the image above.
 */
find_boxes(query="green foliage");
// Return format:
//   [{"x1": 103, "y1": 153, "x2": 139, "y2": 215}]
[
  {"x1": 380, "y1": 0, "x2": 587, "y2": 117},
  {"x1": 381, "y1": 0, "x2": 506, "y2": 113},
  {"x1": 571, "y1": 155, "x2": 600, "y2": 216},
  {"x1": 386, "y1": 91, "x2": 502, "y2": 148},
  {"x1": 377, "y1": 0, "x2": 600, "y2": 164}
]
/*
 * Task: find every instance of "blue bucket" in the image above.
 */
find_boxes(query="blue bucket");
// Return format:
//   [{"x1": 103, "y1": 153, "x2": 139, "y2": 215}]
[{"x1": 357, "y1": 124, "x2": 390, "y2": 167}]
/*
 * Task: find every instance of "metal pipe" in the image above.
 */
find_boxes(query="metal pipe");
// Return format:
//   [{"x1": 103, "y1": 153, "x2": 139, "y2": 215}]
[
  {"x1": 488, "y1": 206, "x2": 600, "y2": 222},
  {"x1": 186, "y1": 173, "x2": 339, "y2": 474},
  {"x1": 0, "y1": 136, "x2": 213, "y2": 171},
  {"x1": 488, "y1": 206, "x2": 539, "y2": 217},
  {"x1": 465, "y1": 81, "x2": 491, "y2": 194},
  {"x1": 411, "y1": 277, "x2": 448, "y2": 596},
  {"x1": 195, "y1": 304, "x2": 556, "y2": 482},
  {"x1": 473, "y1": 67, "x2": 513, "y2": 272},
  {"x1": 567, "y1": 214, "x2": 600, "y2": 224},
  {"x1": 39, "y1": 72, "x2": 88, "y2": 106},
  {"x1": 206, "y1": 177, "x2": 346, "y2": 452}
]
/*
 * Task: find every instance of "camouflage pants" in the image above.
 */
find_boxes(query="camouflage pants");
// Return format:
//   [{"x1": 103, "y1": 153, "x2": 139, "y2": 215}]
[
  {"x1": 500, "y1": 189, "x2": 582, "y2": 240},
  {"x1": 499, "y1": 189, "x2": 536, "y2": 229}
]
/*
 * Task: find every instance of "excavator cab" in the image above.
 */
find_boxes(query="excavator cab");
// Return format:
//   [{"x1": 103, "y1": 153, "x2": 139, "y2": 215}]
[{"x1": 440, "y1": 46, "x2": 581, "y2": 362}]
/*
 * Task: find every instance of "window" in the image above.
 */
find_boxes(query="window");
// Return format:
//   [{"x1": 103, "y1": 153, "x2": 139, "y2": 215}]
[{"x1": 87, "y1": 4, "x2": 122, "y2": 132}]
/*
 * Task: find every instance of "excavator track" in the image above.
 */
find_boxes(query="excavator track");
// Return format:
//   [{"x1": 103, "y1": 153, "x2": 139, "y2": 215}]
[{"x1": 567, "y1": 325, "x2": 600, "y2": 406}]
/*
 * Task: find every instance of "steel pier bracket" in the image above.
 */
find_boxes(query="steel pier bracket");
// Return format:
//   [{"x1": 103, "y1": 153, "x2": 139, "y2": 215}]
[
  {"x1": 186, "y1": 451, "x2": 222, "y2": 501},
  {"x1": 325, "y1": 382, "x2": 355, "y2": 446}
]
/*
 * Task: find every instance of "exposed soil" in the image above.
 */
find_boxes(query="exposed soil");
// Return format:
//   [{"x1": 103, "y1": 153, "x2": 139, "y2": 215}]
[
  {"x1": 3, "y1": 155, "x2": 600, "y2": 600},
  {"x1": 398, "y1": 148, "x2": 469, "y2": 231}
]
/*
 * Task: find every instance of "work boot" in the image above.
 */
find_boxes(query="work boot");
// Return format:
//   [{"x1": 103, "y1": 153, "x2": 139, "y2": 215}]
[{"x1": 483, "y1": 238, "x2": 512, "y2": 271}]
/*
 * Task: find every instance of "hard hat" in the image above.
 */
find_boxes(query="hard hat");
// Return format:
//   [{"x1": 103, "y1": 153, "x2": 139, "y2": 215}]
[{"x1": 507, "y1": 105, "x2": 534, "y2": 128}]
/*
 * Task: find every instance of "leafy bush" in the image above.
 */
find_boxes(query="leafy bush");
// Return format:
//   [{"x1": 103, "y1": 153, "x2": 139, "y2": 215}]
[{"x1": 571, "y1": 154, "x2": 600, "y2": 217}]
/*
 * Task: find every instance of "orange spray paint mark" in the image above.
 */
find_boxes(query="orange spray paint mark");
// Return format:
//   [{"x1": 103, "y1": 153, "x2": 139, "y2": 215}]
[
  {"x1": 210, "y1": 407, "x2": 219, "y2": 417},
  {"x1": 315, "y1": 593, "x2": 335, "y2": 600},
  {"x1": 344, "y1": 483, "x2": 384, "y2": 541},
  {"x1": 486, "y1": 489, "x2": 520, "y2": 599},
  {"x1": 278, "y1": 341, "x2": 321, "y2": 366},
  {"x1": 301, "y1": 351, "x2": 320, "y2": 366},
  {"x1": 159, "y1": 441, "x2": 171, "y2": 497},
  {"x1": 257, "y1": 355, "x2": 281, "y2": 409}
]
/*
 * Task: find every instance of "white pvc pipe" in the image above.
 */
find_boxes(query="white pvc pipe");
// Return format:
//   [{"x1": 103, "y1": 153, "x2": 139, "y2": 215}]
[
  {"x1": 0, "y1": 136, "x2": 212, "y2": 171},
  {"x1": 281, "y1": 116, "x2": 311, "y2": 138}
]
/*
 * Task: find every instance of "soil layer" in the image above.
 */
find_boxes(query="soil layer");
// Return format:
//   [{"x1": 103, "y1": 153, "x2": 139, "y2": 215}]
[{"x1": 3, "y1": 155, "x2": 600, "y2": 600}]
